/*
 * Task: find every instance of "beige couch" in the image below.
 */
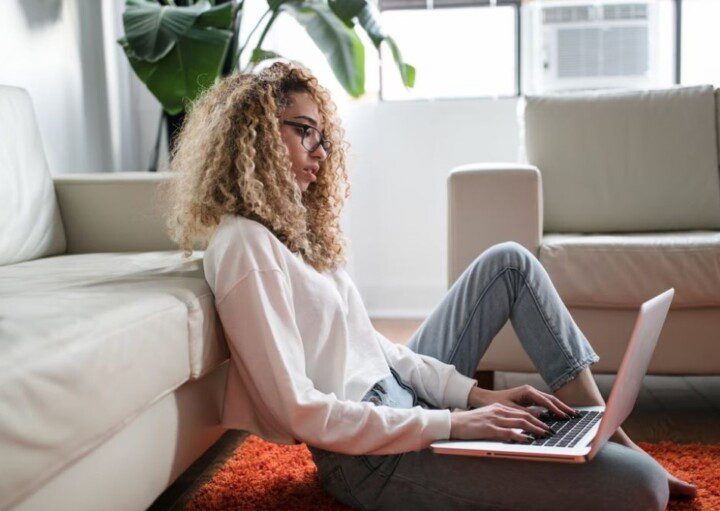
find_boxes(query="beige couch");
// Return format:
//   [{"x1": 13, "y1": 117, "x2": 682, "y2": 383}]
[
  {"x1": 0, "y1": 86, "x2": 229, "y2": 510},
  {"x1": 448, "y1": 84, "x2": 720, "y2": 388}
]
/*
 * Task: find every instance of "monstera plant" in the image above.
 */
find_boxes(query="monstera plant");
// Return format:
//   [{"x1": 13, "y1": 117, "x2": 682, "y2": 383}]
[{"x1": 117, "y1": 0, "x2": 414, "y2": 170}]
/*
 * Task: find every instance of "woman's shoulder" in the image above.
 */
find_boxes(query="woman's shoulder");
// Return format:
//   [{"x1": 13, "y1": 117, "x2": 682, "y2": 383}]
[
  {"x1": 217, "y1": 213, "x2": 272, "y2": 237},
  {"x1": 209, "y1": 214, "x2": 280, "y2": 252},
  {"x1": 204, "y1": 214, "x2": 289, "y2": 283}
]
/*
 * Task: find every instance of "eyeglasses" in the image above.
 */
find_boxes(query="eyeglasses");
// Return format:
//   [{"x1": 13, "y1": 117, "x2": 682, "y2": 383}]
[{"x1": 282, "y1": 120, "x2": 331, "y2": 154}]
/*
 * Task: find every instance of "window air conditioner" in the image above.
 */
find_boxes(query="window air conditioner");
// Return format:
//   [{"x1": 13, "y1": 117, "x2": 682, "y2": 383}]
[{"x1": 522, "y1": 0, "x2": 660, "y2": 94}]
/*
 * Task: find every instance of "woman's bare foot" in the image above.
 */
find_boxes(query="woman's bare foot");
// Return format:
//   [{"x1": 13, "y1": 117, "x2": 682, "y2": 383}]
[
  {"x1": 611, "y1": 430, "x2": 697, "y2": 499},
  {"x1": 666, "y1": 471, "x2": 698, "y2": 499}
]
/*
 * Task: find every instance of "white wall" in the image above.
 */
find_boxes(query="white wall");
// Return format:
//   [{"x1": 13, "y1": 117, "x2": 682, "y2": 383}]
[
  {"x1": 0, "y1": 0, "x2": 114, "y2": 174},
  {"x1": 0, "y1": 0, "x2": 163, "y2": 175},
  {"x1": 343, "y1": 97, "x2": 522, "y2": 318}
]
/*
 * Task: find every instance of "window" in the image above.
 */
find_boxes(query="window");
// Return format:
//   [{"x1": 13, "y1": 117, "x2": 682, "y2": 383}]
[
  {"x1": 379, "y1": 1, "x2": 519, "y2": 100},
  {"x1": 380, "y1": 0, "x2": 714, "y2": 100},
  {"x1": 680, "y1": 0, "x2": 720, "y2": 87}
]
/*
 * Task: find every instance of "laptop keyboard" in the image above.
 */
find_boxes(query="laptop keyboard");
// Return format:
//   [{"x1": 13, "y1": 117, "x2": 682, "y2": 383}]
[{"x1": 509, "y1": 410, "x2": 604, "y2": 448}]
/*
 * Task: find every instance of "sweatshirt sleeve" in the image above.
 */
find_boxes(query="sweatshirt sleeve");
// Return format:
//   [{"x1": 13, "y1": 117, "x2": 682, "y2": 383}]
[
  {"x1": 374, "y1": 330, "x2": 478, "y2": 411},
  {"x1": 215, "y1": 268, "x2": 454, "y2": 455}
]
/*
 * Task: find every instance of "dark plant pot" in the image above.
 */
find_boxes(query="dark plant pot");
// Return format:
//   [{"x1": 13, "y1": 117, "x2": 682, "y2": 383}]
[
  {"x1": 149, "y1": 110, "x2": 186, "y2": 172},
  {"x1": 166, "y1": 111, "x2": 186, "y2": 156}
]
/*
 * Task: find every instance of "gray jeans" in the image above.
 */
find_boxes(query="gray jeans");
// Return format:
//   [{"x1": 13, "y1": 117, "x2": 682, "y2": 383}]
[{"x1": 308, "y1": 242, "x2": 669, "y2": 511}]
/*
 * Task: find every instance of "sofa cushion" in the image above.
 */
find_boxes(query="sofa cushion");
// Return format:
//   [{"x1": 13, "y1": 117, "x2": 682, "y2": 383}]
[
  {"x1": 0, "y1": 85, "x2": 66, "y2": 266},
  {"x1": 716, "y1": 89, "x2": 720, "y2": 163},
  {"x1": 519, "y1": 84, "x2": 720, "y2": 232},
  {"x1": 0, "y1": 251, "x2": 228, "y2": 509},
  {"x1": 539, "y1": 231, "x2": 720, "y2": 309}
]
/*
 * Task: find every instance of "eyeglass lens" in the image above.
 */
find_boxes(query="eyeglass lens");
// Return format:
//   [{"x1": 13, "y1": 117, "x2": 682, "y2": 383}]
[{"x1": 302, "y1": 126, "x2": 323, "y2": 152}]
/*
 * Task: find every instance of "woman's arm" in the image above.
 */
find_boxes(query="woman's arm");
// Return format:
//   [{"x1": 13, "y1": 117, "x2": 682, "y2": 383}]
[
  {"x1": 216, "y1": 268, "x2": 454, "y2": 455},
  {"x1": 374, "y1": 330, "x2": 479, "y2": 410}
]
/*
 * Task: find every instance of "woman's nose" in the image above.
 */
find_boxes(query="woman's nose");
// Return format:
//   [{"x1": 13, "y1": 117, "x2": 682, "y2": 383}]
[{"x1": 311, "y1": 143, "x2": 327, "y2": 161}]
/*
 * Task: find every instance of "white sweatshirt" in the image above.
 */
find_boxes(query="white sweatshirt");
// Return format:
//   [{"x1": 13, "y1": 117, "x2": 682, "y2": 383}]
[{"x1": 202, "y1": 214, "x2": 478, "y2": 455}]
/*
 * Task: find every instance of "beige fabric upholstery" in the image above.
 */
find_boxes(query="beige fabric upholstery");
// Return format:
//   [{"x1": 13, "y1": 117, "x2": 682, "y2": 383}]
[
  {"x1": 539, "y1": 231, "x2": 720, "y2": 309},
  {"x1": 8, "y1": 364, "x2": 228, "y2": 511},
  {"x1": 0, "y1": 251, "x2": 228, "y2": 510},
  {"x1": 0, "y1": 86, "x2": 66, "y2": 265},
  {"x1": 448, "y1": 84, "x2": 720, "y2": 378},
  {"x1": 447, "y1": 163, "x2": 543, "y2": 288},
  {"x1": 1, "y1": 85, "x2": 230, "y2": 510},
  {"x1": 717, "y1": 89, "x2": 720, "y2": 160},
  {"x1": 53, "y1": 172, "x2": 179, "y2": 254},
  {"x1": 519, "y1": 84, "x2": 720, "y2": 232},
  {"x1": 476, "y1": 308, "x2": 720, "y2": 376}
]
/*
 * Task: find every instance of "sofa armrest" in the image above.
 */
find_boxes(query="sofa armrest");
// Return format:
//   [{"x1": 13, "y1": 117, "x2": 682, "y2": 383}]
[
  {"x1": 447, "y1": 163, "x2": 543, "y2": 288},
  {"x1": 53, "y1": 172, "x2": 178, "y2": 254}
]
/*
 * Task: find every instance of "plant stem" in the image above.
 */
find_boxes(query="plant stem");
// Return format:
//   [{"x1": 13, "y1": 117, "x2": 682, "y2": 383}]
[
  {"x1": 235, "y1": 8, "x2": 273, "y2": 68},
  {"x1": 245, "y1": 10, "x2": 279, "y2": 72},
  {"x1": 255, "y1": 10, "x2": 279, "y2": 49}
]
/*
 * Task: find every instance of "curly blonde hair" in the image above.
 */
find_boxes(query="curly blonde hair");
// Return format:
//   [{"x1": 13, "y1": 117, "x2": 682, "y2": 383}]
[{"x1": 160, "y1": 60, "x2": 351, "y2": 274}]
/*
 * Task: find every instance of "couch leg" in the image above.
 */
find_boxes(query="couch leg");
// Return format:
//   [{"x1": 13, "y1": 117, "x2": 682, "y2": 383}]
[{"x1": 473, "y1": 370, "x2": 495, "y2": 390}]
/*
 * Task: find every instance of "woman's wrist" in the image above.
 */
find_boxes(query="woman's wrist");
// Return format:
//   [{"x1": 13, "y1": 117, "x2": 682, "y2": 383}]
[{"x1": 467, "y1": 384, "x2": 495, "y2": 409}]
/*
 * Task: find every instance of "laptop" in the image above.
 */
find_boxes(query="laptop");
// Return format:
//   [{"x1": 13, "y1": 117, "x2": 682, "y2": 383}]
[{"x1": 430, "y1": 288, "x2": 674, "y2": 464}]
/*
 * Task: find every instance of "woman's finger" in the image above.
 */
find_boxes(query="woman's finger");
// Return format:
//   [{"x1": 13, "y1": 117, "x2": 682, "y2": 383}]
[
  {"x1": 545, "y1": 393, "x2": 579, "y2": 416},
  {"x1": 500, "y1": 404, "x2": 551, "y2": 431},
  {"x1": 510, "y1": 403, "x2": 543, "y2": 417},
  {"x1": 530, "y1": 390, "x2": 576, "y2": 417},
  {"x1": 492, "y1": 425, "x2": 532, "y2": 443},
  {"x1": 501, "y1": 417, "x2": 549, "y2": 436}
]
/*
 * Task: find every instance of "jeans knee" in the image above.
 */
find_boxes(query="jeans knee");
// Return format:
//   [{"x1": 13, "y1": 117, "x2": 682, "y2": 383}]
[{"x1": 479, "y1": 241, "x2": 533, "y2": 268}]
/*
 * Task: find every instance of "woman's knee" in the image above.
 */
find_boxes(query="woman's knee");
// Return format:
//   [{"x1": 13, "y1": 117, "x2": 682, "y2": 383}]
[{"x1": 476, "y1": 241, "x2": 534, "y2": 270}]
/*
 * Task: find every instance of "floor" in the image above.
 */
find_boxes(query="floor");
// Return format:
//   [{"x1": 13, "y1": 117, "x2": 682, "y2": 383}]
[{"x1": 149, "y1": 318, "x2": 720, "y2": 511}]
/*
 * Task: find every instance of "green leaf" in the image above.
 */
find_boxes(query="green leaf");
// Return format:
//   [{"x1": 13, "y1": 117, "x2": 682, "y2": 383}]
[
  {"x1": 278, "y1": 2, "x2": 365, "y2": 97},
  {"x1": 267, "y1": 0, "x2": 288, "y2": 11},
  {"x1": 120, "y1": 25, "x2": 233, "y2": 114},
  {"x1": 384, "y1": 36, "x2": 416, "y2": 88},
  {"x1": 195, "y1": 1, "x2": 235, "y2": 29},
  {"x1": 250, "y1": 48, "x2": 284, "y2": 64},
  {"x1": 327, "y1": 0, "x2": 365, "y2": 28},
  {"x1": 354, "y1": 0, "x2": 415, "y2": 88},
  {"x1": 122, "y1": 0, "x2": 211, "y2": 62}
]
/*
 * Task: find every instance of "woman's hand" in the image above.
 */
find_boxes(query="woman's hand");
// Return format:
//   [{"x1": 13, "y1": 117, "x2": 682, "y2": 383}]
[
  {"x1": 449, "y1": 403, "x2": 552, "y2": 442},
  {"x1": 467, "y1": 384, "x2": 578, "y2": 419}
]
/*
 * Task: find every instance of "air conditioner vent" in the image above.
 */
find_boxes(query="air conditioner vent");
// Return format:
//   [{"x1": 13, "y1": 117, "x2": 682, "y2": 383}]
[
  {"x1": 557, "y1": 25, "x2": 648, "y2": 78},
  {"x1": 523, "y1": 0, "x2": 663, "y2": 93},
  {"x1": 543, "y1": 5, "x2": 593, "y2": 24},
  {"x1": 603, "y1": 3, "x2": 648, "y2": 20}
]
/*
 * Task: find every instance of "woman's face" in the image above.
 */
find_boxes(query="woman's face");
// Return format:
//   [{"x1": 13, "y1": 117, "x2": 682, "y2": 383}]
[{"x1": 279, "y1": 91, "x2": 328, "y2": 193}]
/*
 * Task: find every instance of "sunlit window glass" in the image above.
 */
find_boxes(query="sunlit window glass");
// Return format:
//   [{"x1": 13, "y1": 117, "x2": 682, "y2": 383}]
[
  {"x1": 380, "y1": 6, "x2": 517, "y2": 100},
  {"x1": 680, "y1": 0, "x2": 720, "y2": 87}
]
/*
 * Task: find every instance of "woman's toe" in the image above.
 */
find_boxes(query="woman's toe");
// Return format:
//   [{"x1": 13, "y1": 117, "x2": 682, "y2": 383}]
[{"x1": 668, "y1": 473, "x2": 697, "y2": 499}]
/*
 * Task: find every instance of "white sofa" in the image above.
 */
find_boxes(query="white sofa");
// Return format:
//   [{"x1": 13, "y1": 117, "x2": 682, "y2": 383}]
[
  {"x1": 448, "y1": 84, "x2": 720, "y2": 388},
  {"x1": 0, "y1": 86, "x2": 230, "y2": 510}
]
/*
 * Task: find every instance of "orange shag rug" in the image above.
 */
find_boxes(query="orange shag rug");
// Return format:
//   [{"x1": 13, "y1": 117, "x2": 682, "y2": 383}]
[{"x1": 185, "y1": 436, "x2": 719, "y2": 511}]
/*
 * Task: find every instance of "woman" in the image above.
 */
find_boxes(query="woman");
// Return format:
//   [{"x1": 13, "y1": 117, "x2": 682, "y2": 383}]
[{"x1": 164, "y1": 60, "x2": 695, "y2": 510}]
